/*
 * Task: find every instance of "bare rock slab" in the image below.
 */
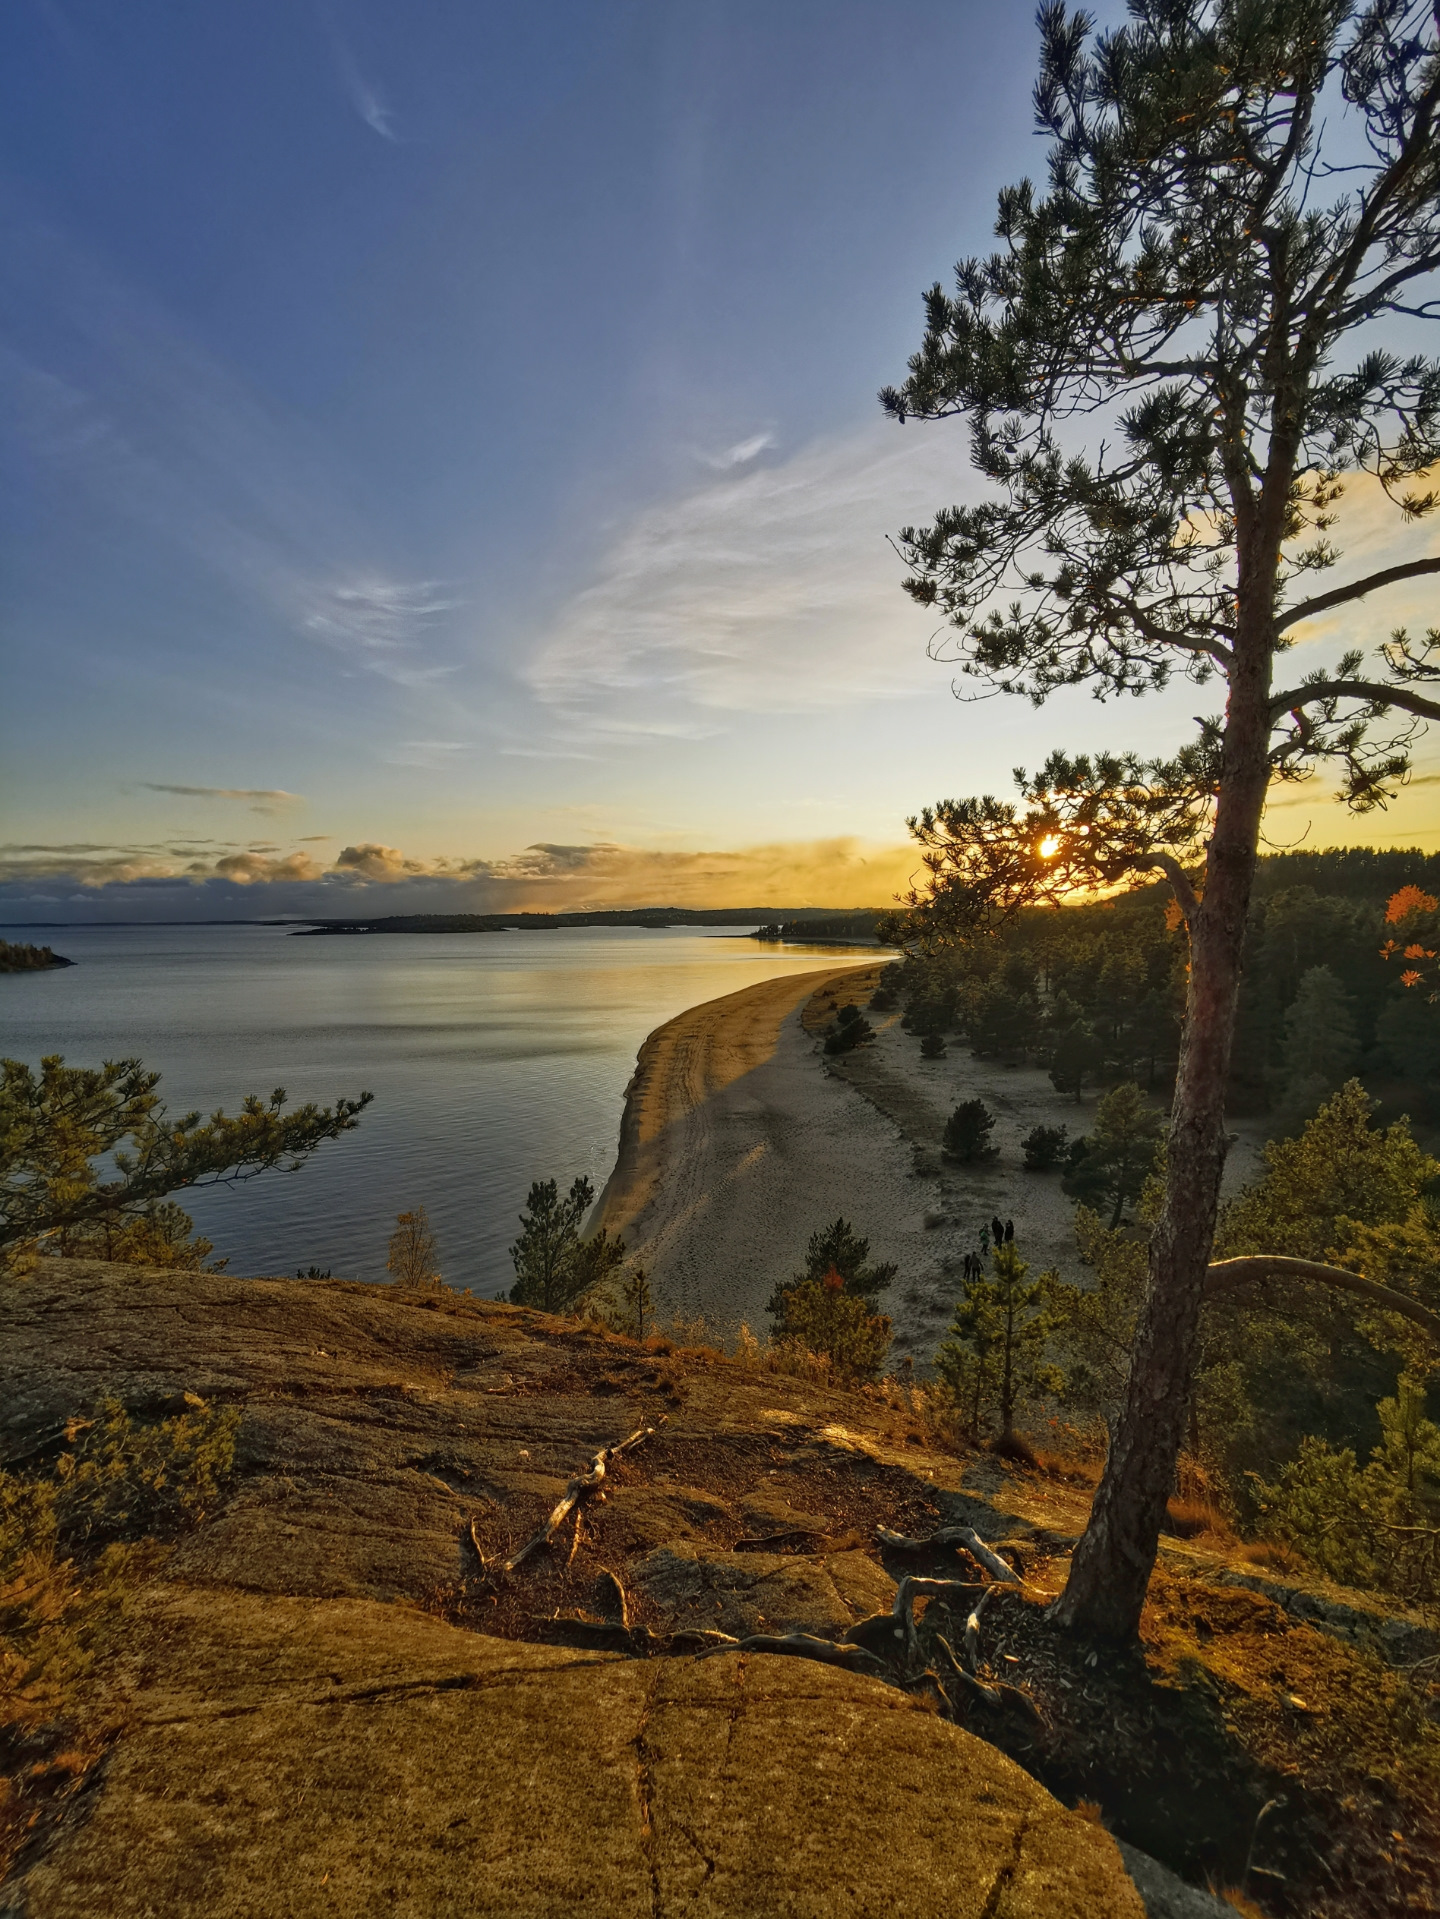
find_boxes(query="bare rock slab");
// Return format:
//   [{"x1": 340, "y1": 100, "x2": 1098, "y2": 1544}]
[{"x1": 9, "y1": 1586, "x2": 1143, "y2": 1919}]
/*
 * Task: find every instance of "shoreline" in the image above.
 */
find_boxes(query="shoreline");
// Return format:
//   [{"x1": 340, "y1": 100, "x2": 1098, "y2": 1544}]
[
  {"x1": 596, "y1": 962, "x2": 1271, "y2": 1361},
  {"x1": 592, "y1": 962, "x2": 881, "y2": 1245}
]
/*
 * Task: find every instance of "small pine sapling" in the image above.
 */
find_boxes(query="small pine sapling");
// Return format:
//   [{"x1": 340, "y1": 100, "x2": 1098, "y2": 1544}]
[{"x1": 934, "y1": 1240, "x2": 1064, "y2": 1448}]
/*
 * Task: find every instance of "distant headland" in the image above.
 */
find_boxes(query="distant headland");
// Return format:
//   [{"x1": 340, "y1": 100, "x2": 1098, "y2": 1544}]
[{"x1": 290, "y1": 906, "x2": 889, "y2": 941}]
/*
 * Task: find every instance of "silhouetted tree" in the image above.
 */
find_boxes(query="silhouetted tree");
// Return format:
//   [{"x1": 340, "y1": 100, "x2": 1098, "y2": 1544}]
[
  {"x1": 883, "y1": 2, "x2": 1440, "y2": 1637},
  {"x1": 1, "y1": 1055, "x2": 370, "y2": 1263}
]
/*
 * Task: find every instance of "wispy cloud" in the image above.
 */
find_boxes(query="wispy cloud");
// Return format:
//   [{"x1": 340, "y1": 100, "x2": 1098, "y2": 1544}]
[
  {"x1": 332, "y1": 40, "x2": 398, "y2": 141},
  {"x1": 525, "y1": 419, "x2": 966, "y2": 737},
  {"x1": 699, "y1": 431, "x2": 775, "y2": 470},
  {"x1": 143, "y1": 784, "x2": 304, "y2": 803},
  {"x1": 383, "y1": 740, "x2": 471, "y2": 768}
]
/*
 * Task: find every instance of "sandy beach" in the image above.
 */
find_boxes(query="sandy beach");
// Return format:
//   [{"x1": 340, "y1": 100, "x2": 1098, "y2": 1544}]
[{"x1": 596, "y1": 959, "x2": 1271, "y2": 1364}]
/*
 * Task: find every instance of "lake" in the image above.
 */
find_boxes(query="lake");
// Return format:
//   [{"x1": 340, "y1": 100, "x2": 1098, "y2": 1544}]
[{"x1": 0, "y1": 923, "x2": 867, "y2": 1294}]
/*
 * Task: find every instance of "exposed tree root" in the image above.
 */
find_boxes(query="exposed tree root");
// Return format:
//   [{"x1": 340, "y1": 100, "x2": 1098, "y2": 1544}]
[
  {"x1": 876, "y1": 1524, "x2": 1027, "y2": 1585},
  {"x1": 696, "y1": 1631, "x2": 891, "y2": 1677},
  {"x1": 501, "y1": 1418, "x2": 664, "y2": 1574}
]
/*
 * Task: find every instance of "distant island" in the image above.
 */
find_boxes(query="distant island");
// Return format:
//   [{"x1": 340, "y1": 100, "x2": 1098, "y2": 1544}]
[
  {"x1": 291, "y1": 906, "x2": 889, "y2": 940},
  {"x1": 0, "y1": 938, "x2": 73, "y2": 972}
]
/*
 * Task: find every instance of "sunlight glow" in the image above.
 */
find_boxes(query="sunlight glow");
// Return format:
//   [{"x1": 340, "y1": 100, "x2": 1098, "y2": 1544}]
[{"x1": 1038, "y1": 836, "x2": 1062, "y2": 859}]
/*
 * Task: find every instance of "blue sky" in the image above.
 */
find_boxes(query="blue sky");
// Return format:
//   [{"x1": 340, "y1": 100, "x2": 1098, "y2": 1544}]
[{"x1": 4, "y1": 0, "x2": 1439, "y2": 922}]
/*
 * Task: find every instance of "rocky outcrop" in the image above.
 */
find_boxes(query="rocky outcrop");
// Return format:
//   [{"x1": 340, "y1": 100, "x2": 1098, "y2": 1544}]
[{"x1": 0, "y1": 1260, "x2": 1146, "y2": 1918}]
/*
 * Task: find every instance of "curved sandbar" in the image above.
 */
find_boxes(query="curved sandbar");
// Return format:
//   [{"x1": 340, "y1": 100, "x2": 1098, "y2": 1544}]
[
  {"x1": 595, "y1": 964, "x2": 881, "y2": 1237},
  {"x1": 593, "y1": 961, "x2": 920, "y2": 1325}
]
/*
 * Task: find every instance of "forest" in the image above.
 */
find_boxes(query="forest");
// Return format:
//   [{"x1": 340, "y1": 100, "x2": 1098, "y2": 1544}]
[{"x1": 880, "y1": 847, "x2": 1440, "y2": 1128}]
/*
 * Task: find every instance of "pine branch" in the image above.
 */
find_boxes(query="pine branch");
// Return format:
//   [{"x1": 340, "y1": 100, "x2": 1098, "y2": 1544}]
[{"x1": 1277, "y1": 557, "x2": 1440, "y2": 632}]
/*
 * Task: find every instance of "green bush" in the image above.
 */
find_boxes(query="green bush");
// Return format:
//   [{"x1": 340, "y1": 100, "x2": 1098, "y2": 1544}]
[
  {"x1": 942, "y1": 1100, "x2": 997, "y2": 1162},
  {"x1": 1255, "y1": 1376, "x2": 1440, "y2": 1605},
  {"x1": 1022, "y1": 1124, "x2": 1069, "y2": 1171},
  {"x1": 919, "y1": 1032, "x2": 947, "y2": 1059},
  {"x1": 773, "y1": 1274, "x2": 892, "y2": 1382}
]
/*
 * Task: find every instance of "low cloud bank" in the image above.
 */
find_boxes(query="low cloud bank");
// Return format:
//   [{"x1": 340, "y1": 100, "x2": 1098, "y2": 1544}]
[{"x1": 0, "y1": 836, "x2": 917, "y2": 923}]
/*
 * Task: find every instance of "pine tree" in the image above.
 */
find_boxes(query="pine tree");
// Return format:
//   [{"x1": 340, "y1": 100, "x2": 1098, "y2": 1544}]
[
  {"x1": 766, "y1": 1216, "x2": 897, "y2": 1321},
  {"x1": 1275, "y1": 965, "x2": 1360, "y2": 1125},
  {"x1": 508, "y1": 1176, "x2": 626, "y2": 1313},
  {"x1": 1061, "y1": 1083, "x2": 1166, "y2": 1228},
  {"x1": 934, "y1": 1241, "x2": 1064, "y2": 1446},
  {"x1": 883, "y1": 2, "x2": 1440, "y2": 1638}
]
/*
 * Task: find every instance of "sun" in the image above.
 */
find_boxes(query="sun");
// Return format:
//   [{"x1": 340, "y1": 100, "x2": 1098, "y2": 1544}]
[{"x1": 1038, "y1": 836, "x2": 1062, "y2": 859}]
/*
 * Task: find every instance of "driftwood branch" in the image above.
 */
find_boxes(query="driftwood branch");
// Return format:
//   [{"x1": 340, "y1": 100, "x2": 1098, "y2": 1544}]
[
  {"x1": 503, "y1": 1418, "x2": 664, "y2": 1574},
  {"x1": 1205, "y1": 1257, "x2": 1440, "y2": 1344},
  {"x1": 876, "y1": 1524, "x2": 1026, "y2": 1585}
]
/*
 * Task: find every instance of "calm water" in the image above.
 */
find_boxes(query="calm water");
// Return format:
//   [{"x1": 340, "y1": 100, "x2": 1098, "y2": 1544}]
[{"x1": 0, "y1": 923, "x2": 865, "y2": 1294}]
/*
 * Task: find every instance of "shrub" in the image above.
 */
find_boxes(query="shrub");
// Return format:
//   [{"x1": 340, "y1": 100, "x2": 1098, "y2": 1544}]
[
  {"x1": 50, "y1": 1395, "x2": 240, "y2": 1547},
  {"x1": 919, "y1": 1033, "x2": 947, "y2": 1059},
  {"x1": 824, "y1": 1008, "x2": 874, "y2": 1054},
  {"x1": 773, "y1": 1271, "x2": 892, "y2": 1382},
  {"x1": 1255, "y1": 1375, "x2": 1440, "y2": 1605},
  {"x1": 387, "y1": 1207, "x2": 441, "y2": 1289},
  {"x1": 1022, "y1": 1124, "x2": 1069, "y2": 1171},
  {"x1": 46, "y1": 1199, "x2": 215, "y2": 1271},
  {"x1": 508, "y1": 1176, "x2": 626, "y2": 1313},
  {"x1": 942, "y1": 1100, "x2": 997, "y2": 1162}
]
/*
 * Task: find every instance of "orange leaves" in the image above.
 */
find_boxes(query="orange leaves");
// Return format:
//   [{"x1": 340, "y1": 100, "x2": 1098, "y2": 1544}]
[
  {"x1": 1382, "y1": 891, "x2": 1440, "y2": 993},
  {"x1": 1385, "y1": 886, "x2": 1438, "y2": 924},
  {"x1": 821, "y1": 1264, "x2": 845, "y2": 1294}
]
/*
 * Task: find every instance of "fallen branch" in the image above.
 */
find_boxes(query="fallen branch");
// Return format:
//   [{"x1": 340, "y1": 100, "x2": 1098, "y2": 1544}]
[
  {"x1": 876, "y1": 1524, "x2": 1025, "y2": 1585},
  {"x1": 1205, "y1": 1257, "x2": 1440, "y2": 1344},
  {"x1": 503, "y1": 1419, "x2": 664, "y2": 1574},
  {"x1": 597, "y1": 1568, "x2": 630, "y2": 1629},
  {"x1": 467, "y1": 1516, "x2": 491, "y2": 1571}
]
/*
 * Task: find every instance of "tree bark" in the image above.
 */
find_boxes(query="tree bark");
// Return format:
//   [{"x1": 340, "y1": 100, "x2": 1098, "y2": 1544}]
[{"x1": 1052, "y1": 584, "x2": 1278, "y2": 1638}]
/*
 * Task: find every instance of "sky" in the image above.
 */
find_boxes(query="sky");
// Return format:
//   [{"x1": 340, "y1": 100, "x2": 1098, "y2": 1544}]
[{"x1": 3, "y1": 0, "x2": 1439, "y2": 924}]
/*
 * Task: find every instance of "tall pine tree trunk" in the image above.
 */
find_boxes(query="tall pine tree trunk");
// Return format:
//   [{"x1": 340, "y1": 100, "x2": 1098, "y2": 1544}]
[{"x1": 1052, "y1": 590, "x2": 1276, "y2": 1638}]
